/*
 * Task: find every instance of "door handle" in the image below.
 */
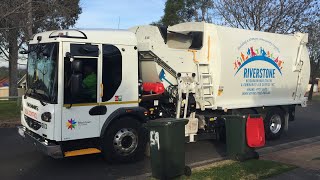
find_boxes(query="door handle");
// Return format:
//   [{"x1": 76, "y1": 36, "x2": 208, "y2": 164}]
[
  {"x1": 100, "y1": 83, "x2": 104, "y2": 97},
  {"x1": 89, "y1": 105, "x2": 107, "y2": 116}
]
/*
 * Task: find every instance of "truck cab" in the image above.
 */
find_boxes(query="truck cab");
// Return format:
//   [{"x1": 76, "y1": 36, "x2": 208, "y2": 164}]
[{"x1": 19, "y1": 30, "x2": 147, "y2": 161}]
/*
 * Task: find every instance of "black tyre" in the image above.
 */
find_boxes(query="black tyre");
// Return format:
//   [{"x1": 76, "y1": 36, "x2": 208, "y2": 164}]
[
  {"x1": 101, "y1": 117, "x2": 147, "y2": 163},
  {"x1": 253, "y1": 151, "x2": 260, "y2": 159},
  {"x1": 264, "y1": 108, "x2": 285, "y2": 140},
  {"x1": 235, "y1": 154, "x2": 246, "y2": 162},
  {"x1": 184, "y1": 166, "x2": 192, "y2": 176}
]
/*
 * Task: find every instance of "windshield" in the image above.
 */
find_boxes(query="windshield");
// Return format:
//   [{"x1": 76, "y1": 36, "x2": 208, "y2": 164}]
[{"x1": 26, "y1": 43, "x2": 58, "y2": 103}]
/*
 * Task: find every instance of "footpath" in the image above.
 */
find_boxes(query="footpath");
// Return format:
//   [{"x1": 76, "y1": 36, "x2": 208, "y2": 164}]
[{"x1": 261, "y1": 138, "x2": 320, "y2": 180}]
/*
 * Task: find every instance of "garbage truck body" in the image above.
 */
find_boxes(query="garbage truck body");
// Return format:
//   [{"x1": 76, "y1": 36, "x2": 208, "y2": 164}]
[{"x1": 18, "y1": 22, "x2": 310, "y2": 161}]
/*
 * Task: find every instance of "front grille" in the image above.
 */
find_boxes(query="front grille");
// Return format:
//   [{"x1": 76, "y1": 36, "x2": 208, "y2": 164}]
[{"x1": 25, "y1": 116, "x2": 42, "y2": 130}]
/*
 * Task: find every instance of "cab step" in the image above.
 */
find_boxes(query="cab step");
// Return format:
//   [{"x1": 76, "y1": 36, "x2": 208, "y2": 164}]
[{"x1": 64, "y1": 148, "x2": 101, "y2": 157}]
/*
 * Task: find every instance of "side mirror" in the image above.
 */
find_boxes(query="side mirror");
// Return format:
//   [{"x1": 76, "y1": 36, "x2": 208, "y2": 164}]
[{"x1": 70, "y1": 74, "x2": 82, "y2": 97}]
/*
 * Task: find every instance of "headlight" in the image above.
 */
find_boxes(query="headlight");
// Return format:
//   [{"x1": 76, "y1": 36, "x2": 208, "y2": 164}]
[{"x1": 41, "y1": 112, "x2": 52, "y2": 122}]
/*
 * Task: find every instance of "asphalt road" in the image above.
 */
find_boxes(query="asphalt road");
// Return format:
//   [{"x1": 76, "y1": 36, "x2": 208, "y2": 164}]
[{"x1": 1, "y1": 102, "x2": 320, "y2": 180}]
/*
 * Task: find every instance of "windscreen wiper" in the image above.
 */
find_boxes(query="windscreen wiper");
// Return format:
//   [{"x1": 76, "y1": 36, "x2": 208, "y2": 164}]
[
  {"x1": 25, "y1": 87, "x2": 48, "y2": 106},
  {"x1": 33, "y1": 91, "x2": 48, "y2": 106}
]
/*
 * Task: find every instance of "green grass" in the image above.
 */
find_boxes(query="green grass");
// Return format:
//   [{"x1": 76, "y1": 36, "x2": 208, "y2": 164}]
[
  {"x1": 178, "y1": 160, "x2": 296, "y2": 180},
  {"x1": 0, "y1": 100, "x2": 21, "y2": 120}
]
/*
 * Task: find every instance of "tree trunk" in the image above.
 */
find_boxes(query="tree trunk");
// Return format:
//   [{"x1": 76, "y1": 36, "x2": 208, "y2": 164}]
[
  {"x1": 8, "y1": 28, "x2": 19, "y2": 97},
  {"x1": 308, "y1": 58, "x2": 320, "y2": 101},
  {"x1": 27, "y1": 0, "x2": 33, "y2": 40}
]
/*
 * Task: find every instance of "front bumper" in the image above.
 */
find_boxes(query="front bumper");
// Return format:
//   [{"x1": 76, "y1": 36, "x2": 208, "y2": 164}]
[{"x1": 18, "y1": 126, "x2": 63, "y2": 158}]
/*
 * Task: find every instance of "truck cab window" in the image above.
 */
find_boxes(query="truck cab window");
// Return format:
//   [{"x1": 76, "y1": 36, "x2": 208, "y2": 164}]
[
  {"x1": 64, "y1": 58, "x2": 97, "y2": 104},
  {"x1": 102, "y1": 45, "x2": 122, "y2": 102}
]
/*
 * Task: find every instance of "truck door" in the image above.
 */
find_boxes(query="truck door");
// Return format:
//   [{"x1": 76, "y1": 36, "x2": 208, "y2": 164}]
[{"x1": 61, "y1": 43, "x2": 102, "y2": 141}]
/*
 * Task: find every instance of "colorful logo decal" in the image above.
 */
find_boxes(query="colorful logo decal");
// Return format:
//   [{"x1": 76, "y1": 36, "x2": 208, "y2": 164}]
[
  {"x1": 115, "y1": 95, "x2": 122, "y2": 101},
  {"x1": 233, "y1": 47, "x2": 284, "y2": 76},
  {"x1": 66, "y1": 119, "x2": 77, "y2": 130},
  {"x1": 233, "y1": 43, "x2": 284, "y2": 96},
  {"x1": 159, "y1": 69, "x2": 173, "y2": 86}
]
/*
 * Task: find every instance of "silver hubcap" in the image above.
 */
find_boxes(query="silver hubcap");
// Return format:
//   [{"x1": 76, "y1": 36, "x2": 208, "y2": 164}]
[
  {"x1": 113, "y1": 128, "x2": 138, "y2": 156},
  {"x1": 270, "y1": 114, "x2": 282, "y2": 134}
]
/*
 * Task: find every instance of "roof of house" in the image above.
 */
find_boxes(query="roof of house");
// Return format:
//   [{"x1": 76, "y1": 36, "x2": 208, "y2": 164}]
[
  {"x1": 18, "y1": 74, "x2": 26, "y2": 85},
  {"x1": 0, "y1": 77, "x2": 9, "y2": 87}
]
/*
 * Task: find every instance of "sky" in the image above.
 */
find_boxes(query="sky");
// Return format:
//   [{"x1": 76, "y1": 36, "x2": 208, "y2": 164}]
[
  {"x1": 0, "y1": 0, "x2": 166, "y2": 67},
  {"x1": 75, "y1": 0, "x2": 165, "y2": 29}
]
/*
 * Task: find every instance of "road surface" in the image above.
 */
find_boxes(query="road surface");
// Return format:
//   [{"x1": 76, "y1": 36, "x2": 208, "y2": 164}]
[{"x1": 0, "y1": 102, "x2": 320, "y2": 179}]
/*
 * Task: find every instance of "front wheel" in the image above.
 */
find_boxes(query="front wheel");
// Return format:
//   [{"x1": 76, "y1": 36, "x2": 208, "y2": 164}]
[
  {"x1": 101, "y1": 117, "x2": 147, "y2": 163},
  {"x1": 264, "y1": 108, "x2": 285, "y2": 140}
]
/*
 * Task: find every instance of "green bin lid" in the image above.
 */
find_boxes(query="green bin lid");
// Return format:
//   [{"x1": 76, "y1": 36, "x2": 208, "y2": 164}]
[{"x1": 144, "y1": 118, "x2": 189, "y2": 127}]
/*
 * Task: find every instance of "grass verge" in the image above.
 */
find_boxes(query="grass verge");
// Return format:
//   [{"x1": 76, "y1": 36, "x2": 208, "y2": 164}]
[
  {"x1": 179, "y1": 159, "x2": 296, "y2": 180},
  {"x1": 0, "y1": 100, "x2": 21, "y2": 127}
]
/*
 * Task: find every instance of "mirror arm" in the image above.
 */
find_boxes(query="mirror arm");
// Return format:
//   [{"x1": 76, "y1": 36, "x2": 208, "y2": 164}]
[
  {"x1": 65, "y1": 52, "x2": 72, "y2": 58},
  {"x1": 67, "y1": 103, "x2": 73, "y2": 109}
]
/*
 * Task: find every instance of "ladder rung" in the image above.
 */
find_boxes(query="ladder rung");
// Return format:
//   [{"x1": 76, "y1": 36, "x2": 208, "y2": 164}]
[
  {"x1": 205, "y1": 105, "x2": 214, "y2": 108},
  {"x1": 203, "y1": 94, "x2": 214, "y2": 98},
  {"x1": 203, "y1": 84, "x2": 213, "y2": 87},
  {"x1": 201, "y1": 73, "x2": 212, "y2": 76}
]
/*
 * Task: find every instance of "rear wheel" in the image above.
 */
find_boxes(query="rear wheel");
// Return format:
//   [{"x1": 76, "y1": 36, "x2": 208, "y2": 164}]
[
  {"x1": 101, "y1": 117, "x2": 147, "y2": 163},
  {"x1": 264, "y1": 108, "x2": 285, "y2": 140},
  {"x1": 184, "y1": 166, "x2": 192, "y2": 176}
]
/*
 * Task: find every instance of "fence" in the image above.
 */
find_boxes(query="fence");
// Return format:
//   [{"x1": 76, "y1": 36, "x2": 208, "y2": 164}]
[{"x1": 0, "y1": 96, "x2": 22, "y2": 109}]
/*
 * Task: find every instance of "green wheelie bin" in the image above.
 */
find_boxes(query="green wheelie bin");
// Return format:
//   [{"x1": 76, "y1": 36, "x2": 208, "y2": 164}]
[
  {"x1": 144, "y1": 118, "x2": 191, "y2": 179},
  {"x1": 224, "y1": 115, "x2": 260, "y2": 161}
]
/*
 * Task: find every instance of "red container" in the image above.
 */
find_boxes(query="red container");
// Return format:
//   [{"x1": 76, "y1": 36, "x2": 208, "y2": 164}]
[
  {"x1": 246, "y1": 115, "x2": 265, "y2": 148},
  {"x1": 142, "y1": 82, "x2": 165, "y2": 94}
]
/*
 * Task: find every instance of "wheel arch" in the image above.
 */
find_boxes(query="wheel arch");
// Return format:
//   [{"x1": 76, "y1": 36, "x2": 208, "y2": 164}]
[{"x1": 100, "y1": 107, "x2": 147, "y2": 138}]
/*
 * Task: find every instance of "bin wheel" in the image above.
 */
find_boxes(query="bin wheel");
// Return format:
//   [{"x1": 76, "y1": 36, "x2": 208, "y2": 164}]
[
  {"x1": 184, "y1": 166, "x2": 192, "y2": 176},
  {"x1": 253, "y1": 151, "x2": 259, "y2": 159},
  {"x1": 101, "y1": 117, "x2": 147, "y2": 163},
  {"x1": 235, "y1": 154, "x2": 246, "y2": 162}
]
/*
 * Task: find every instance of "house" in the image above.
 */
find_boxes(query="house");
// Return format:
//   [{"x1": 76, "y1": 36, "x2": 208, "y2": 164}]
[
  {"x1": 0, "y1": 77, "x2": 9, "y2": 87},
  {"x1": 0, "y1": 75, "x2": 26, "y2": 99},
  {"x1": 0, "y1": 77, "x2": 9, "y2": 98},
  {"x1": 18, "y1": 74, "x2": 26, "y2": 89}
]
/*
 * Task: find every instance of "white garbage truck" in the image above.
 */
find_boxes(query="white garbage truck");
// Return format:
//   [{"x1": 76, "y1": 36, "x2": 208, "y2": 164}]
[{"x1": 18, "y1": 22, "x2": 310, "y2": 162}]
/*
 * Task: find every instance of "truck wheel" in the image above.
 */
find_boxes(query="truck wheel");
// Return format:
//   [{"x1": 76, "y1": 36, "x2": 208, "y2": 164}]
[
  {"x1": 264, "y1": 108, "x2": 285, "y2": 140},
  {"x1": 101, "y1": 117, "x2": 147, "y2": 163},
  {"x1": 184, "y1": 166, "x2": 192, "y2": 176}
]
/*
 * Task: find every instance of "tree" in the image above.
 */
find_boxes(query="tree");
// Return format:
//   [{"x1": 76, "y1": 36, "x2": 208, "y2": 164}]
[
  {"x1": 185, "y1": 0, "x2": 214, "y2": 22},
  {"x1": 0, "y1": 0, "x2": 82, "y2": 96},
  {"x1": 158, "y1": 0, "x2": 185, "y2": 26},
  {"x1": 213, "y1": 0, "x2": 318, "y2": 33},
  {"x1": 158, "y1": 0, "x2": 214, "y2": 26}
]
